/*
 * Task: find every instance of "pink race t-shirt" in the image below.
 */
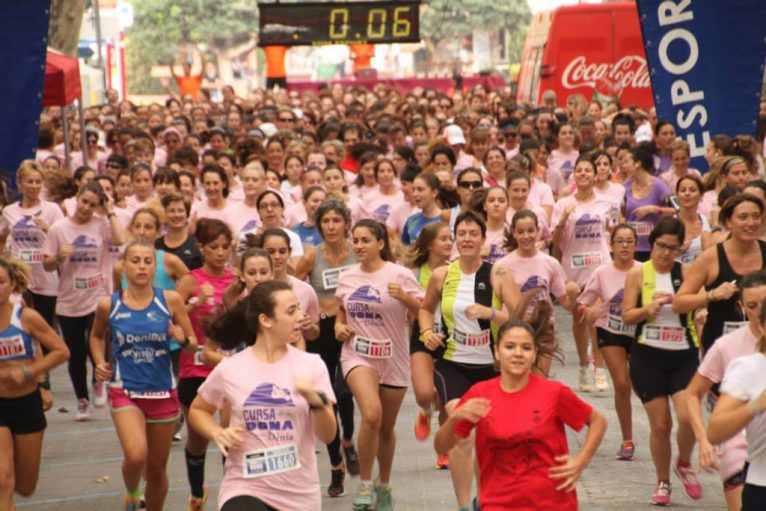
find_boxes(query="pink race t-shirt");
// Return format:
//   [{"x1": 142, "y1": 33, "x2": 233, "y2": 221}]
[
  {"x1": 197, "y1": 346, "x2": 335, "y2": 511},
  {"x1": 0, "y1": 201, "x2": 64, "y2": 296},
  {"x1": 386, "y1": 202, "x2": 418, "y2": 237},
  {"x1": 336, "y1": 262, "x2": 424, "y2": 387},
  {"x1": 484, "y1": 228, "x2": 507, "y2": 263},
  {"x1": 179, "y1": 268, "x2": 235, "y2": 379},
  {"x1": 228, "y1": 202, "x2": 261, "y2": 242},
  {"x1": 494, "y1": 251, "x2": 567, "y2": 318},
  {"x1": 505, "y1": 204, "x2": 551, "y2": 242},
  {"x1": 528, "y1": 179, "x2": 555, "y2": 211},
  {"x1": 191, "y1": 200, "x2": 234, "y2": 232},
  {"x1": 698, "y1": 325, "x2": 757, "y2": 383},
  {"x1": 578, "y1": 261, "x2": 640, "y2": 333},
  {"x1": 42, "y1": 216, "x2": 113, "y2": 316},
  {"x1": 360, "y1": 189, "x2": 406, "y2": 225},
  {"x1": 288, "y1": 276, "x2": 320, "y2": 323},
  {"x1": 551, "y1": 195, "x2": 613, "y2": 287}
]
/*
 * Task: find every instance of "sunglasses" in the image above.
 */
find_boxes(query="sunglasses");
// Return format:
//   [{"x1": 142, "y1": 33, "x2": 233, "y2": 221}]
[
  {"x1": 458, "y1": 181, "x2": 483, "y2": 189},
  {"x1": 279, "y1": 117, "x2": 295, "y2": 122},
  {"x1": 106, "y1": 162, "x2": 122, "y2": 169}
]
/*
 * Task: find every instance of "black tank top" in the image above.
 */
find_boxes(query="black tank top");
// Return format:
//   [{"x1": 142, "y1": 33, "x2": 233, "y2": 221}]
[
  {"x1": 155, "y1": 235, "x2": 203, "y2": 271},
  {"x1": 701, "y1": 240, "x2": 766, "y2": 352}
]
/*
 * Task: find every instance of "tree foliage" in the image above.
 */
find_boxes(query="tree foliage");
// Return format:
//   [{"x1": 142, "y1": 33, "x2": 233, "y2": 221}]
[
  {"x1": 125, "y1": 0, "x2": 258, "y2": 94},
  {"x1": 421, "y1": 0, "x2": 531, "y2": 62}
]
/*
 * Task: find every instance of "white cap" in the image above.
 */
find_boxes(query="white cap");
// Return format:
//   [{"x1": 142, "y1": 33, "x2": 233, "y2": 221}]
[
  {"x1": 444, "y1": 124, "x2": 466, "y2": 146},
  {"x1": 635, "y1": 122, "x2": 653, "y2": 143},
  {"x1": 260, "y1": 122, "x2": 278, "y2": 137}
]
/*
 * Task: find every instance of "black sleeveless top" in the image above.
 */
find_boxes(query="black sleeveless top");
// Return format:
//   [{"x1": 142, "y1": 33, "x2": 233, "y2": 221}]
[
  {"x1": 155, "y1": 235, "x2": 203, "y2": 271},
  {"x1": 701, "y1": 240, "x2": 766, "y2": 352}
]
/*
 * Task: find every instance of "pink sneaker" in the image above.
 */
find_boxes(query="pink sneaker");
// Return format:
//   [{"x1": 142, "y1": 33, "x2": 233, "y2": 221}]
[
  {"x1": 650, "y1": 481, "x2": 671, "y2": 506},
  {"x1": 674, "y1": 461, "x2": 702, "y2": 500}
]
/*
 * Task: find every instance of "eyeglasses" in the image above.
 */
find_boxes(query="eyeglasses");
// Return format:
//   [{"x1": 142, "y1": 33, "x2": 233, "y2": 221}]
[
  {"x1": 613, "y1": 238, "x2": 636, "y2": 246},
  {"x1": 505, "y1": 132, "x2": 518, "y2": 138},
  {"x1": 279, "y1": 117, "x2": 295, "y2": 122},
  {"x1": 654, "y1": 241, "x2": 680, "y2": 253},
  {"x1": 459, "y1": 181, "x2": 483, "y2": 189},
  {"x1": 106, "y1": 162, "x2": 122, "y2": 169}
]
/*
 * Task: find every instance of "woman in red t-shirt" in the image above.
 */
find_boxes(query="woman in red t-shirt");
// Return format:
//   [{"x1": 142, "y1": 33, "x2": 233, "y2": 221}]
[{"x1": 435, "y1": 306, "x2": 607, "y2": 511}]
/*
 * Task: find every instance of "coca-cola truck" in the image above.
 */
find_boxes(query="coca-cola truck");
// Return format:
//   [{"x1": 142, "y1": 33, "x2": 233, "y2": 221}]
[{"x1": 516, "y1": 2, "x2": 653, "y2": 109}]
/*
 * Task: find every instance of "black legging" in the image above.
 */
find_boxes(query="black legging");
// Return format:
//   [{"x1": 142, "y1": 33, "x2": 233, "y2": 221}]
[
  {"x1": 27, "y1": 292, "x2": 57, "y2": 356},
  {"x1": 221, "y1": 495, "x2": 277, "y2": 511},
  {"x1": 57, "y1": 313, "x2": 95, "y2": 401},
  {"x1": 308, "y1": 315, "x2": 355, "y2": 467}
]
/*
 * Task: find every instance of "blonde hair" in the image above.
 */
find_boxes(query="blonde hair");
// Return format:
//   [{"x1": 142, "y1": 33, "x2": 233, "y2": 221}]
[
  {"x1": 0, "y1": 258, "x2": 30, "y2": 293},
  {"x1": 702, "y1": 156, "x2": 747, "y2": 191},
  {"x1": 16, "y1": 160, "x2": 45, "y2": 185}
]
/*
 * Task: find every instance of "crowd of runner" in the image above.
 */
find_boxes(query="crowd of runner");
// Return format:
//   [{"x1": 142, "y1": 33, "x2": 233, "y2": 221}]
[{"x1": 3, "y1": 81, "x2": 766, "y2": 511}]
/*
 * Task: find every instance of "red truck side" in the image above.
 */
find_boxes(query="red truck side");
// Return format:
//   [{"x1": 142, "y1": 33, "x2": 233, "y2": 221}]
[{"x1": 516, "y1": 2, "x2": 653, "y2": 109}]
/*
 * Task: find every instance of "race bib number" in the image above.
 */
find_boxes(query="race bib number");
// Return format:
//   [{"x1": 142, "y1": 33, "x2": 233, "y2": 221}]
[
  {"x1": 352, "y1": 336, "x2": 392, "y2": 359},
  {"x1": 0, "y1": 335, "x2": 26, "y2": 359},
  {"x1": 193, "y1": 347, "x2": 205, "y2": 366},
  {"x1": 606, "y1": 314, "x2": 635, "y2": 335},
  {"x1": 641, "y1": 324, "x2": 687, "y2": 350},
  {"x1": 17, "y1": 249, "x2": 44, "y2": 264},
  {"x1": 74, "y1": 274, "x2": 105, "y2": 291},
  {"x1": 243, "y1": 444, "x2": 300, "y2": 479},
  {"x1": 321, "y1": 265, "x2": 353, "y2": 290},
  {"x1": 453, "y1": 329, "x2": 490, "y2": 347},
  {"x1": 571, "y1": 252, "x2": 603, "y2": 269},
  {"x1": 630, "y1": 222, "x2": 653, "y2": 237},
  {"x1": 125, "y1": 390, "x2": 171, "y2": 400},
  {"x1": 723, "y1": 321, "x2": 748, "y2": 336}
]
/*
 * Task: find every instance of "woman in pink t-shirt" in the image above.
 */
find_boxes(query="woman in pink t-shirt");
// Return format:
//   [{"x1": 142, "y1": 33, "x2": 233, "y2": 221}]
[
  {"x1": 472, "y1": 186, "x2": 509, "y2": 263},
  {"x1": 335, "y1": 219, "x2": 424, "y2": 509},
  {"x1": 360, "y1": 159, "x2": 406, "y2": 225},
  {"x1": 61, "y1": 166, "x2": 96, "y2": 217},
  {"x1": 495, "y1": 209, "x2": 579, "y2": 376},
  {"x1": 175, "y1": 218, "x2": 235, "y2": 509},
  {"x1": 259, "y1": 229, "x2": 320, "y2": 348},
  {"x1": 126, "y1": 164, "x2": 154, "y2": 210},
  {"x1": 190, "y1": 165, "x2": 233, "y2": 234},
  {"x1": 189, "y1": 280, "x2": 337, "y2": 511},
  {"x1": 42, "y1": 181, "x2": 126, "y2": 420},
  {"x1": 547, "y1": 123, "x2": 579, "y2": 197},
  {"x1": 349, "y1": 152, "x2": 381, "y2": 200},
  {"x1": 0, "y1": 161, "x2": 64, "y2": 330},
  {"x1": 505, "y1": 171, "x2": 551, "y2": 249},
  {"x1": 578, "y1": 224, "x2": 640, "y2": 461},
  {"x1": 227, "y1": 164, "x2": 265, "y2": 244},
  {"x1": 551, "y1": 155, "x2": 613, "y2": 393}
]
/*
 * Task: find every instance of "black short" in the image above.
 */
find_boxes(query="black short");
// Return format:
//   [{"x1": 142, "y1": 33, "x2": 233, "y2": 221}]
[
  {"x1": 0, "y1": 390, "x2": 46, "y2": 435},
  {"x1": 743, "y1": 481, "x2": 766, "y2": 511},
  {"x1": 409, "y1": 319, "x2": 446, "y2": 358},
  {"x1": 596, "y1": 327, "x2": 633, "y2": 353},
  {"x1": 266, "y1": 77, "x2": 287, "y2": 89},
  {"x1": 221, "y1": 495, "x2": 278, "y2": 511},
  {"x1": 177, "y1": 377, "x2": 206, "y2": 409},
  {"x1": 629, "y1": 346, "x2": 698, "y2": 403},
  {"x1": 433, "y1": 358, "x2": 497, "y2": 404}
]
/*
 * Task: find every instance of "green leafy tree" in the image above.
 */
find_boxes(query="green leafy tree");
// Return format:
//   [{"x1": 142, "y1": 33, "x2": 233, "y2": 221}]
[
  {"x1": 125, "y1": 0, "x2": 258, "y2": 94},
  {"x1": 421, "y1": 0, "x2": 530, "y2": 64}
]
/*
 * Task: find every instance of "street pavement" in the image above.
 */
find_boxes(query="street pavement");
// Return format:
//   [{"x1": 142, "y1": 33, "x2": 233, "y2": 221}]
[{"x1": 18, "y1": 307, "x2": 727, "y2": 510}]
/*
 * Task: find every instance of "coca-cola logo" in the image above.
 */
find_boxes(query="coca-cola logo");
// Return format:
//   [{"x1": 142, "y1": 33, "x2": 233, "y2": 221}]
[{"x1": 561, "y1": 56, "x2": 651, "y2": 93}]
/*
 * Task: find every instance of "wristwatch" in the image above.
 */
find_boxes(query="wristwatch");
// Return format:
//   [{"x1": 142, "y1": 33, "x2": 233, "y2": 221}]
[{"x1": 309, "y1": 391, "x2": 330, "y2": 411}]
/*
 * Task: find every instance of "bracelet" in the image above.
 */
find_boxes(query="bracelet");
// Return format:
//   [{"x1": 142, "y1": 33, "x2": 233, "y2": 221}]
[
  {"x1": 749, "y1": 399, "x2": 764, "y2": 416},
  {"x1": 489, "y1": 307, "x2": 497, "y2": 321},
  {"x1": 309, "y1": 391, "x2": 329, "y2": 411},
  {"x1": 706, "y1": 290, "x2": 716, "y2": 302},
  {"x1": 421, "y1": 328, "x2": 433, "y2": 336}
]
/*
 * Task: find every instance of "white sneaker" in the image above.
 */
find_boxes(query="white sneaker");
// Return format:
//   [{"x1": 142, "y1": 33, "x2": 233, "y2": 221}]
[
  {"x1": 93, "y1": 381, "x2": 107, "y2": 408},
  {"x1": 579, "y1": 366, "x2": 593, "y2": 392},
  {"x1": 594, "y1": 367, "x2": 609, "y2": 392},
  {"x1": 75, "y1": 398, "x2": 91, "y2": 421}
]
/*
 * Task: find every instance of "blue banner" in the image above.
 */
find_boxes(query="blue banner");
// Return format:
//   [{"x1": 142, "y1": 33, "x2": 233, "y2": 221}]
[
  {"x1": 637, "y1": 0, "x2": 766, "y2": 171},
  {"x1": 0, "y1": 1, "x2": 50, "y2": 195}
]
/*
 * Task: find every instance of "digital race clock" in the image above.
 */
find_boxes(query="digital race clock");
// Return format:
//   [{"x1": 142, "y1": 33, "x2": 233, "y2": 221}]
[{"x1": 258, "y1": 1, "x2": 421, "y2": 47}]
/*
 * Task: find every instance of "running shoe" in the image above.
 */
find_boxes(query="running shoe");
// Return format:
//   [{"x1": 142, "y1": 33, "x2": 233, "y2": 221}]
[
  {"x1": 93, "y1": 380, "x2": 108, "y2": 408},
  {"x1": 328, "y1": 467, "x2": 345, "y2": 498},
  {"x1": 471, "y1": 496, "x2": 481, "y2": 511},
  {"x1": 344, "y1": 443, "x2": 360, "y2": 476},
  {"x1": 414, "y1": 408, "x2": 432, "y2": 441},
  {"x1": 594, "y1": 367, "x2": 609, "y2": 392},
  {"x1": 616, "y1": 440, "x2": 635, "y2": 461},
  {"x1": 124, "y1": 495, "x2": 141, "y2": 511},
  {"x1": 674, "y1": 461, "x2": 702, "y2": 500},
  {"x1": 650, "y1": 481, "x2": 671, "y2": 506},
  {"x1": 188, "y1": 488, "x2": 207, "y2": 511},
  {"x1": 352, "y1": 482, "x2": 373, "y2": 510},
  {"x1": 75, "y1": 398, "x2": 91, "y2": 421},
  {"x1": 374, "y1": 481, "x2": 393, "y2": 511},
  {"x1": 578, "y1": 366, "x2": 593, "y2": 393},
  {"x1": 435, "y1": 451, "x2": 450, "y2": 470}
]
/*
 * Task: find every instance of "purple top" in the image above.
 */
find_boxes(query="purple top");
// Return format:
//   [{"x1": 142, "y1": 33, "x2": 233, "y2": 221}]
[{"x1": 623, "y1": 177, "x2": 671, "y2": 252}]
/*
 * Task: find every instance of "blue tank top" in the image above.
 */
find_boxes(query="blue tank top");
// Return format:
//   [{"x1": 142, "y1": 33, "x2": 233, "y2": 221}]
[
  {"x1": 109, "y1": 288, "x2": 174, "y2": 394},
  {"x1": 121, "y1": 250, "x2": 175, "y2": 291},
  {"x1": 0, "y1": 304, "x2": 35, "y2": 362}
]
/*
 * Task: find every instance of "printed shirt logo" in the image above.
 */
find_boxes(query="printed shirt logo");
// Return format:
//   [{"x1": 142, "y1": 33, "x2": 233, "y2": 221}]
[
  {"x1": 70, "y1": 234, "x2": 100, "y2": 264},
  {"x1": 243, "y1": 383, "x2": 295, "y2": 407},
  {"x1": 608, "y1": 289, "x2": 624, "y2": 316},
  {"x1": 371, "y1": 204, "x2": 391, "y2": 223},
  {"x1": 242, "y1": 383, "x2": 296, "y2": 438},
  {"x1": 146, "y1": 311, "x2": 164, "y2": 323},
  {"x1": 347, "y1": 285, "x2": 384, "y2": 324},
  {"x1": 12, "y1": 217, "x2": 43, "y2": 245},
  {"x1": 348, "y1": 285, "x2": 382, "y2": 303},
  {"x1": 574, "y1": 213, "x2": 602, "y2": 240}
]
